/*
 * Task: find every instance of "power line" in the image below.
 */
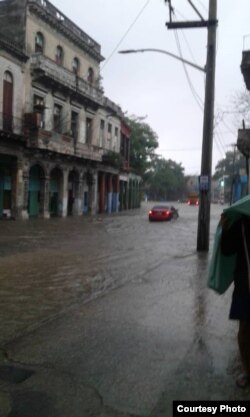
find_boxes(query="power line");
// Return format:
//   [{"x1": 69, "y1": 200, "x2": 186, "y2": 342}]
[
  {"x1": 171, "y1": 12, "x2": 204, "y2": 111},
  {"x1": 174, "y1": 29, "x2": 204, "y2": 110},
  {"x1": 158, "y1": 147, "x2": 201, "y2": 152},
  {"x1": 101, "y1": 0, "x2": 152, "y2": 71}
]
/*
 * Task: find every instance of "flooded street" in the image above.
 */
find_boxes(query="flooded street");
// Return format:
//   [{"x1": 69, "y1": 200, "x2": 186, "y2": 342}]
[
  {"x1": 1, "y1": 202, "x2": 249, "y2": 416},
  {"x1": 0, "y1": 202, "x2": 219, "y2": 345}
]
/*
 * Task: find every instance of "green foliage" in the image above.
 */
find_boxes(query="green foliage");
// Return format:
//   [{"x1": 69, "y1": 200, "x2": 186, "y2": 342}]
[
  {"x1": 125, "y1": 115, "x2": 159, "y2": 177},
  {"x1": 146, "y1": 156, "x2": 185, "y2": 201},
  {"x1": 213, "y1": 150, "x2": 246, "y2": 181},
  {"x1": 102, "y1": 150, "x2": 123, "y2": 168},
  {"x1": 125, "y1": 113, "x2": 185, "y2": 200}
]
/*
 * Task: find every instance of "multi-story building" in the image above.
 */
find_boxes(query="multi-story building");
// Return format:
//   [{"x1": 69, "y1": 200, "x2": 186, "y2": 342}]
[
  {"x1": 237, "y1": 44, "x2": 250, "y2": 197},
  {"x1": 0, "y1": 0, "x2": 139, "y2": 219}
]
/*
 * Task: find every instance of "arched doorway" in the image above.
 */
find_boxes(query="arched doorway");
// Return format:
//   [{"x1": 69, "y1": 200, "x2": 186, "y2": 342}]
[
  {"x1": 49, "y1": 167, "x2": 62, "y2": 216},
  {"x1": 28, "y1": 165, "x2": 44, "y2": 217},
  {"x1": 67, "y1": 170, "x2": 79, "y2": 216}
]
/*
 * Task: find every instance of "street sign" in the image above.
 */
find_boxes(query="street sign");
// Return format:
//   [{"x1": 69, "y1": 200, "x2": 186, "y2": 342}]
[{"x1": 199, "y1": 175, "x2": 209, "y2": 191}]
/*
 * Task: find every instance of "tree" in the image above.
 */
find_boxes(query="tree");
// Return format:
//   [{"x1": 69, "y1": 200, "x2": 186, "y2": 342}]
[
  {"x1": 125, "y1": 115, "x2": 159, "y2": 177},
  {"x1": 146, "y1": 156, "x2": 185, "y2": 201},
  {"x1": 125, "y1": 114, "x2": 185, "y2": 200},
  {"x1": 231, "y1": 90, "x2": 250, "y2": 127},
  {"x1": 213, "y1": 149, "x2": 246, "y2": 181}
]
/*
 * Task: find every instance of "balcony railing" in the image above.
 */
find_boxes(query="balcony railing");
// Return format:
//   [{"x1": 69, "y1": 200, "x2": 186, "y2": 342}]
[
  {"x1": 28, "y1": 0, "x2": 102, "y2": 59},
  {"x1": 102, "y1": 97, "x2": 123, "y2": 117},
  {"x1": 30, "y1": 54, "x2": 103, "y2": 104},
  {"x1": 0, "y1": 113, "x2": 23, "y2": 136},
  {"x1": 23, "y1": 115, "x2": 103, "y2": 161}
]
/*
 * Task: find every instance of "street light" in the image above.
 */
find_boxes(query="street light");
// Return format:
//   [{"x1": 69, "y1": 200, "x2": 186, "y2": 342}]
[
  {"x1": 118, "y1": 48, "x2": 206, "y2": 73},
  {"x1": 119, "y1": 1, "x2": 217, "y2": 251},
  {"x1": 120, "y1": 0, "x2": 218, "y2": 252}
]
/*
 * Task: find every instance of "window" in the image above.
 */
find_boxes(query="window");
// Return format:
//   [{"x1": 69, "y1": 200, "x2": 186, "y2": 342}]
[
  {"x1": 114, "y1": 127, "x2": 119, "y2": 151},
  {"x1": 107, "y1": 123, "x2": 112, "y2": 139},
  {"x1": 35, "y1": 32, "x2": 44, "y2": 53},
  {"x1": 71, "y1": 111, "x2": 78, "y2": 141},
  {"x1": 99, "y1": 119, "x2": 105, "y2": 147},
  {"x1": 121, "y1": 134, "x2": 129, "y2": 161},
  {"x1": 107, "y1": 123, "x2": 112, "y2": 149},
  {"x1": 53, "y1": 104, "x2": 62, "y2": 133},
  {"x1": 4, "y1": 71, "x2": 13, "y2": 83},
  {"x1": 72, "y1": 57, "x2": 80, "y2": 75},
  {"x1": 86, "y1": 118, "x2": 92, "y2": 144},
  {"x1": 33, "y1": 95, "x2": 44, "y2": 111},
  {"x1": 55, "y1": 45, "x2": 63, "y2": 65},
  {"x1": 3, "y1": 71, "x2": 13, "y2": 131},
  {"x1": 87, "y1": 67, "x2": 94, "y2": 84},
  {"x1": 33, "y1": 95, "x2": 45, "y2": 128}
]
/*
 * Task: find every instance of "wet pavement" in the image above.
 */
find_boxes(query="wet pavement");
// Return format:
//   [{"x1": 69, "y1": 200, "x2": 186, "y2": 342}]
[{"x1": 0, "y1": 202, "x2": 250, "y2": 416}]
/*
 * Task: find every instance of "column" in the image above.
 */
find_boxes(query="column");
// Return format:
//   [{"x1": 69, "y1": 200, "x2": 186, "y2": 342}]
[
  {"x1": 107, "y1": 174, "x2": 113, "y2": 214},
  {"x1": 40, "y1": 175, "x2": 50, "y2": 218},
  {"x1": 89, "y1": 171, "x2": 98, "y2": 215},
  {"x1": 119, "y1": 181, "x2": 123, "y2": 211},
  {"x1": 99, "y1": 172, "x2": 105, "y2": 213},
  {"x1": 124, "y1": 181, "x2": 129, "y2": 210},
  {"x1": 61, "y1": 169, "x2": 68, "y2": 217},
  {"x1": 21, "y1": 169, "x2": 29, "y2": 219},
  {"x1": 73, "y1": 179, "x2": 82, "y2": 216},
  {"x1": 11, "y1": 158, "x2": 18, "y2": 219},
  {"x1": 112, "y1": 175, "x2": 119, "y2": 213}
]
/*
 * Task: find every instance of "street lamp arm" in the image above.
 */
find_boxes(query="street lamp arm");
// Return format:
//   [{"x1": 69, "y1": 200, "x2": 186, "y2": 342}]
[{"x1": 118, "y1": 48, "x2": 206, "y2": 73}]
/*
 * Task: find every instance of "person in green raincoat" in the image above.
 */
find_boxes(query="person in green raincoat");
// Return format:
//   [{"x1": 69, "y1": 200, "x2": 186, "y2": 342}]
[{"x1": 220, "y1": 196, "x2": 250, "y2": 388}]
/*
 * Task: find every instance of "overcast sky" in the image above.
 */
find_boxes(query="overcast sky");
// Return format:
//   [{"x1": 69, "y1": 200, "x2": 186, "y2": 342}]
[{"x1": 52, "y1": 0, "x2": 250, "y2": 175}]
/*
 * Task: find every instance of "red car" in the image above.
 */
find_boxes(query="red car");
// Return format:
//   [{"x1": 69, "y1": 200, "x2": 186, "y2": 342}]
[{"x1": 148, "y1": 205, "x2": 173, "y2": 222}]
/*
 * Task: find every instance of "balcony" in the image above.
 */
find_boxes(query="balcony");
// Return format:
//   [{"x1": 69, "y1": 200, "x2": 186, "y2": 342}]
[
  {"x1": 237, "y1": 128, "x2": 250, "y2": 157},
  {"x1": 103, "y1": 97, "x2": 123, "y2": 117},
  {"x1": 102, "y1": 150, "x2": 125, "y2": 169},
  {"x1": 30, "y1": 54, "x2": 103, "y2": 106},
  {"x1": 241, "y1": 51, "x2": 250, "y2": 90},
  {"x1": 24, "y1": 113, "x2": 103, "y2": 161},
  {"x1": 121, "y1": 160, "x2": 129, "y2": 171},
  {"x1": 0, "y1": 113, "x2": 24, "y2": 140},
  {"x1": 27, "y1": 130, "x2": 104, "y2": 162}
]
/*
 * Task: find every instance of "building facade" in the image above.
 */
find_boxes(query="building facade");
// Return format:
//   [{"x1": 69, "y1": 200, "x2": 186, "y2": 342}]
[
  {"x1": 0, "y1": 0, "x2": 140, "y2": 219},
  {"x1": 237, "y1": 44, "x2": 250, "y2": 197}
]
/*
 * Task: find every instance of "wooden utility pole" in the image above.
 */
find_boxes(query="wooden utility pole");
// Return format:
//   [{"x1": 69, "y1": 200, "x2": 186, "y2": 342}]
[
  {"x1": 196, "y1": 0, "x2": 217, "y2": 251},
  {"x1": 166, "y1": 0, "x2": 217, "y2": 251}
]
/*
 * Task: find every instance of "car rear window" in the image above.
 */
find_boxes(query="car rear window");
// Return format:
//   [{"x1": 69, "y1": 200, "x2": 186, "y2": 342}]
[{"x1": 152, "y1": 206, "x2": 170, "y2": 210}]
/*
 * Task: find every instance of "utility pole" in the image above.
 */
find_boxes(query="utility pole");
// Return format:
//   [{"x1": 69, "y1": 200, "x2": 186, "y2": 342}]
[
  {"x1": 197, "y1": 0, "x2": 217, "y2": 251},
  {"x1": 166, "y1": 0, "x2": 217, "y2": 251}
]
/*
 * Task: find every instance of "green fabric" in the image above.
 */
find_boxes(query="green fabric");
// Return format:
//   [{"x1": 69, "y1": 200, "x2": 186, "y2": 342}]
[
  {"x1": 223, "y1": 194, "x2": 250, "y2": 224},
  {"x1": 208, "y1": 223, "x2": 236, "y2": 294},
  {"x1": 208, "y1": 194, "x2": 250, "y2": 294}
]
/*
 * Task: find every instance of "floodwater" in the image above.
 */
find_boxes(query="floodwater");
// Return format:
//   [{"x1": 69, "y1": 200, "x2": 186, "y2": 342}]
[{"x1": 0, "y1": 202, "x2": 222, "y2": 345}]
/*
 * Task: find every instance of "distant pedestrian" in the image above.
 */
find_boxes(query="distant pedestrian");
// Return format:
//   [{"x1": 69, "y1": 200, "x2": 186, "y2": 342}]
[{"x1": 220, "y1": 212, "x2": 250, "y2": 388}]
